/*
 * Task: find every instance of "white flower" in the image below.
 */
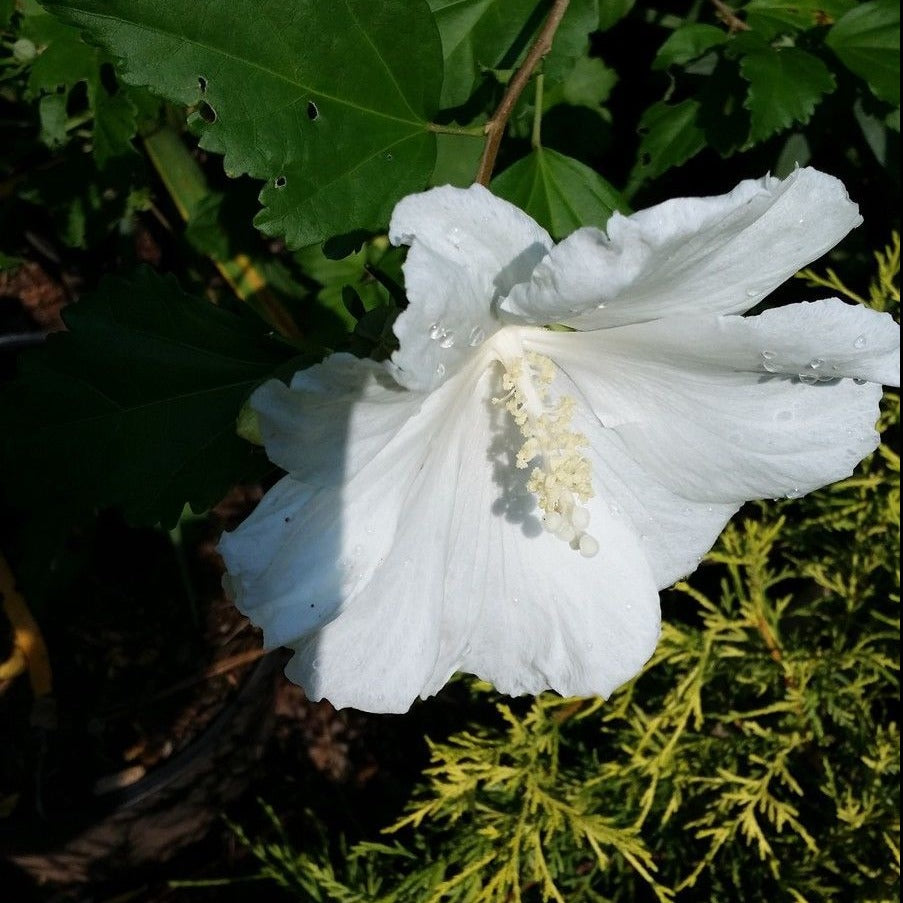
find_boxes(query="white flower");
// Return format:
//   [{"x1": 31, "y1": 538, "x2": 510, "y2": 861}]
[{"x1": 219, "y1": 168, "x2": 900, "y2": 714}]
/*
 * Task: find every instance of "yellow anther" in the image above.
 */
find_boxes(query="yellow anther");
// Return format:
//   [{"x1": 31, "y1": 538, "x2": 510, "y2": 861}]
[{"x1": 494, "y1": 352, "x2": 598, "y2": 557}]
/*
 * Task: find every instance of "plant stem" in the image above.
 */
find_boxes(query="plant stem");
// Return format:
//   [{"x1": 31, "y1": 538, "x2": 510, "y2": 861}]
[
  {"x1": 710, "y1": 0, "x2": 749, "y2": 31},
  {"x1": 427, "y1": 122, "x2": 486, "y2": 137},
  {"x1": 531, "y1": 74, "x2": 545, "y2": 149},
  {"x1": 474, "y1": 0, "x2": 571, "y2": 186}
]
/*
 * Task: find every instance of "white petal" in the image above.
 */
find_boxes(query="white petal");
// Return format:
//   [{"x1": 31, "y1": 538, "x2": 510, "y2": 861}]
[
  {"x1": 219, "y1": 360, "x2": 471, "y2": 689},
  {"x1": 389, "y1": 184, "x2": 553, "y2": 391},
  {"x1": 500, "y1": 168, "x2": 862, "y2": 327},
  {"x1": 284, "y1": 362, "x2": 483, "y2": 712},
  {"x1": 527, "y1": 300, "x2": 897, "y2": 505},
  {"x1": 430, "y1": 365, "x2": 662, "y2": 700},
  {"x1": 251, "y1": 354, "x2": 426, "y2": 485}
]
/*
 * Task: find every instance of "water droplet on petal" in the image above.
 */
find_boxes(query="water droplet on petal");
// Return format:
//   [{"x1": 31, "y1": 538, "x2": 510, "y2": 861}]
[
  {"x1": 854, "y1": 334, "x2": 867, "y2": 349},
  {"x1": 761, "y1": 351, "x2": 779, "y2": 373},
  {"x1": 808, "y1": 358, "x2": 824, "y2": 370},
  {"x1": 468, "y1": 325, "x2": 485, "y2": 347},
  {"x1": 448, "y1": 226, "x2": 462, "y2": 248},
  {"x1": 746, "y1": 288, "x2": 760, "y2": 298},
  {"x1": 852, "y1": 377, "x2": 866, "y2": 386},
  {"x1": 439, "y1": 331, "x2": 456, "y2": 349},
  {"x1": 798, "y1": 372, "x2": 819, "y2": 384},
  {"x1": 435, "y1": 362, "x2": 446, "y2": 378}
]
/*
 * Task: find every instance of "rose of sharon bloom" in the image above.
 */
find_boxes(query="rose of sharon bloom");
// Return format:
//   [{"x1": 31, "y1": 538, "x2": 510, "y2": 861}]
[{"x1": 219, "y1": 168, "x2": 900, "y2": 713}]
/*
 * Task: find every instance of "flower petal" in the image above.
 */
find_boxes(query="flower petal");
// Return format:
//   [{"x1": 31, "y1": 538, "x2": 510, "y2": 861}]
[
  {"x1": 219, "y1": 359, "x2": 472, "y2": 696},
  {"x1": 283, "y1": 363, "x2": 484, "y2": 712},
  {"x1": 428, "y1": 365, "x2": 662, "y2": 700},
  {"x1": 251, "y1": 354, "x2": 426, "y2": 486},
  {"x1": 389, "y1": 184, "x2": 552, "y2": 391},
  {"x1": 527, "y1": 300, "x2": 898, "y2": 505},
  {"x1": 500, "y1": 168, "x2": 862, "y2": 327}
]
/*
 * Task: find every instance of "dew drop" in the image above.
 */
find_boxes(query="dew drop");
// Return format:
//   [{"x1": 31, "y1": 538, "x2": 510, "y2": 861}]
[
  {"x1": 435, "y1": 362, "x2": 446, "y2": 378},
  {"x1": 448, "y1": 226, "x2": 462, "y2": 248},
  {"x1": 854, "y1": 334, "x2": 867, "y2": 349},
  {"x1": 198, "y1": 75, "x2": 208, "y2": 93},
  {"x1": 746, "y1": 288, "x2": 760, "y2": 298},
  {"x1": 468, "y1": 325, "x2": 485, "y2": 347},
  {"x1": 274, "y1": 175, "x2": 287, "y2": 189},
  {"x1": 439, "y1": 331, "x2": 456, "y2": 349},
  {"x1": 761, "y1": 350, "x2": 779, "y2": 373},
  {"x1": 306, "y1": 100, "x2": 319, "y2": 120},
  {"x1": 808, "y1": 358, "x2": 824, "y2": 370},
  {"x1": 429, "y1": 322, "x2": 444, "y2": 340},
  {"x1": 798, "y1": 372, "x2": 819, "y2": 384},
  {"x1": 852, "y1": 377, "x2": 866, "y2": 386},
  {"x1": 385, "y1": 153, "x2": 394, "y2": 161}
]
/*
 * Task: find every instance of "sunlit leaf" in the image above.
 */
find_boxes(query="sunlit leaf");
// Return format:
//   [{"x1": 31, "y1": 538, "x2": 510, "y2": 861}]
[
  {"x1": 652, "y1": 24, "x2": 727, "y2": 70},
  {"x1": 826, "y1": 0, "x2": 900, "y2": 106},
  {"x1": 45, "y1": 0, "x2": 444, "y2": 247},
  {"x1": 492, "y1": 147, "x2": 626, "y2": 239},
  {"x1": 744, "y1": 0, "x2": 856, "y2": 38},
  {"x1": 740, "y1": 47, "x2": 835, "y2": 143},
  {"x1": 631, "y1": 99, "x2": 706, "y2": 182}
]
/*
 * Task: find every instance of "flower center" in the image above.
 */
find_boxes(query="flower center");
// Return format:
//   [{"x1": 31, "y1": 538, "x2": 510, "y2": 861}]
[{"x1": 493, "y1": 350, "x2": 598, "y2": 558}]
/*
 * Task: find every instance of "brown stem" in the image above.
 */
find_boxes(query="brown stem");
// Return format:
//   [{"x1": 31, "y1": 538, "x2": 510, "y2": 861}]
[
  {"x1": 474, "y1": 0, "x2": 571, "y2": 186},
  {"x1": 710, "y1": 0, "x2": 749, "y2": 32}
]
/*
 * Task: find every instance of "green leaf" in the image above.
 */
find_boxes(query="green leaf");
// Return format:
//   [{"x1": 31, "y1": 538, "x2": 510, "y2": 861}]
[
  {"x1": 43, "y1": 0, "x2": 444, "y2": 247},
  {"x1": 740, "y1": 47, "x2": 835, "y2": 143},
  {"x1": 631, "y1": 99, "x2": 706, "y2": 183},
  {"x1": 38, "y1": 91, "x2": 68, "y2": 147},
  {"x1": 429, "y1": 0, "x2": 598, "y2": 109},
  {"x1": 652, "y1": 24, "x2": 727, "y2": 70},
  {"x1": 598, "y1": 0, "x2": 634, "y2": 31},
  {"x1": 0, "y1": 268, "x2": 298, "y2": 528},
  {"x1": 744, "y1": 0, "x2": 856, "y2": 38},
  {"x1": 826, "y1": 0, "x2": 900, "y2": 106},
  {"x1": 0, "y1": 252, "x2": 24, "y2": 271},
  {"x1": 492, "y1": 147, "x2": 627, "y2": 239},
  {"x1": 22, "y1": 7, "x2": 141, "y2": 168},
  {"x1": 541, "y1": 56, "x2": 618, "y2": 112}
]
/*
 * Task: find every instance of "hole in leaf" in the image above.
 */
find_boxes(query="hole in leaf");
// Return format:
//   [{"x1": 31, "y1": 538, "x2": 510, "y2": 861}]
[
  {"x1": 307, "y1": 101, "x2": 319, "y2": 120},
  {"x1": 198, "y1": 101, "x2": 217, "y2": 123},
  {"x1": 274, "y1": 176, "x2": 287, "y2": 189},
  {"x1": 198, "y1": 75, "x2": 208, "y2": 93},
  {"x1": 99, "y1": 62, "x2": 119, "y2": 96}
]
